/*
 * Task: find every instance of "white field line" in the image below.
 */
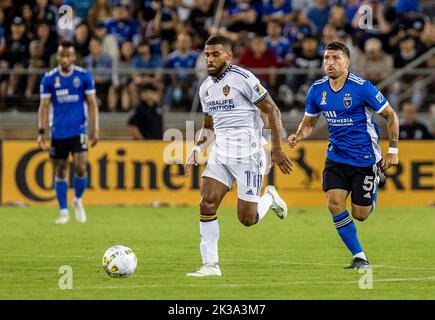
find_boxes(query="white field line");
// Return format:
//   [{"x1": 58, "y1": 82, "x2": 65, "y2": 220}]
[
  {"x1": 45, "y1": 276, "x2": 435, "y2": 291},
  {"x1": 224, "y1": 259, "x2": 435, "y2": 271}
]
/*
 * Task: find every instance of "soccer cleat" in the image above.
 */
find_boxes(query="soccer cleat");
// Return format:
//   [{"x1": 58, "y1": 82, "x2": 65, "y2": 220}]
[
  {"x1": 186, "y1": 263, "x2": 222, "y2": 277},
  {"x1": 344, "y1": 257, "x2": 371, "y2": 269},
  {"x1": 265, "y1": 185, "x2": 288, "y2": 219},
  {"x1": 55, "y1": 214, "x2": 70, "y2": 225},
  {"x1": 73, "y1": 198, "x2": 87, "y2": 223}
]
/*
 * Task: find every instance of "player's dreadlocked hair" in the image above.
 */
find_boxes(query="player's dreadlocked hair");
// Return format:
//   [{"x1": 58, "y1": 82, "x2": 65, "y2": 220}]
[
  {"x1": 205, "y1": 35, "x2": 233, "y2": 51},
  {"x1": 325, "y1": 41, "x2": 350, "y2": 59}
]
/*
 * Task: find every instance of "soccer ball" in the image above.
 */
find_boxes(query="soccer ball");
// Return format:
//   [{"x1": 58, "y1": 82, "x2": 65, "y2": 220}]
[{"x1": 102, "y1": 245, "x2": 137, "y2": 278}]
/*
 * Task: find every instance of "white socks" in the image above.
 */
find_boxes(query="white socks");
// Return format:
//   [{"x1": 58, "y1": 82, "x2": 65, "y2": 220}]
[
  {"x1": 200, "y1": 219, "x2": 220, "y2": 265},
  {"x1": 256, "y1": 192, "x2": 273, "y2": 222},
  {"x1": 354, "y1": 252, "x2": 368, "y2": 261}
]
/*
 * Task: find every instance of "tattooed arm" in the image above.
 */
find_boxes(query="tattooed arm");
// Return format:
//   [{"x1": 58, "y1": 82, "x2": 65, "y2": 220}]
[{"x1": 378, "y1": 104, "x2": 399, "y2": 169}]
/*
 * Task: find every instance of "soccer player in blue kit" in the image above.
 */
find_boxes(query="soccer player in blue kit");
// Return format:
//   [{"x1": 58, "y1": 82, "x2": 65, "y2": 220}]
[
  {"x1": 38, "y1": 41, "x2": 99, "y2": 224},
  {"x1": 288, "y1": 42, "x2": 400, "y2": 269}
]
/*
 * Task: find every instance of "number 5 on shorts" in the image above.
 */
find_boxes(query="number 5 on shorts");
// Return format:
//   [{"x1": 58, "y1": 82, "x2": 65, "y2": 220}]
[{"x1": 363, "y1": 176, "x2": 374, "y2": 192}]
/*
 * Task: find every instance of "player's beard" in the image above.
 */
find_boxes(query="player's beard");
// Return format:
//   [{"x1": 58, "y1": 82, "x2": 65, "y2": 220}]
[{"x1": 208, "y1": 62, "x2": 229, "y2": 78}]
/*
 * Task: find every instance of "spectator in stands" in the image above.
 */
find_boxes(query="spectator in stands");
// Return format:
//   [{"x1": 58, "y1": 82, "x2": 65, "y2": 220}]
[
  {"x1": 399, "y1": 101, "x2": 434, "y2": 140},
  {"x1": 105, "y1": 4, "x2": 141, "y2": 47},
  {"x1": 283, "y1": 9, "x2": 315, "y2": 50},
  {"x1": 328, "y1": 5, "x2": 353, "y2": 36},
  {"x1": 94, "y1": 21, "x2": 119, "y2": 66},
  {"x1": 22, "y1": 4, "x2": 36, "y2": 40},
  {"x1": 238, "y1": 35, "x2": 279, "y2": 88},
  {"x1": 280, "y1": 34, "x2": 322, "y2": 108},
  {"x1": 356, "y1": 37, "x2": 393, "y2": 84},
  {"x1": 25, "y1": 40, "x2": 45, "y2": 97},
  {"x1": 343, "y1": 0, "x2": 360, "y2": 23},
  {"x1": 388, "y1": 10, "x2": 426, "y2": 49},
  {"x1": 33, "y1": 0, "x2": 57, "y2": 28},
  {"x1": 128, "y1": 83, "x2": 163, "y2": 140},
  {"x1": 65, "y1": 0, "x2": 94, "y2": 20},
  {"x1": 74, "y1": 23, "x2": 91, "y2": 58},
  {"x1": 307, "y1": 0, "x2": 331, "y2": 35},
  {"x1": 152, "y1": 0, "x2": 183, "y2": 61},
  {"x1": 132, "y1": 41, "x2": 163, "y2": 86},
  {"x1": 394, "y1": 35, "x2": 422, "y2": 69},
  {"x1": 36, "y1": 23, "x2": 57, "y2": 66},
  {"x1": 130, "y1": 41, "x2": 164, "y2": 108},
  {"x1": 420, "y1": 21, "x2": 435, "y2": 51},
  {"x1": 84, "y1": 37, "x2": 114, "y2": 110},
  {"x1": 166, "y1": 32, "x2": 198, "y2": 111},
  {"x1": 262, "y1": 0, "x2": 292, "y2": 25},
  {"x1": 224, "y1": 0, "x2": 264, "y2": 34},
  {"x1": 87, "y1": 0, "x2": 113, "y2": 30},
  {"x1": 352, "y1": 0, "x2": 391, "y2": 51},
  {"x1": 5, "y1": 17, "x2": 29, "y2": 96},
  {"x1": 264, "y1": 20, "x2": 294, "y2": 66},
  {"x1": 319, "y1": 23, "x2": 338, "y2": 55},
  {"x1": 188, "y1": 0, "x2": 215, "y2": 36},
  {"x1": 109, "y1": 41, "x2": 135, "y2": 111}
]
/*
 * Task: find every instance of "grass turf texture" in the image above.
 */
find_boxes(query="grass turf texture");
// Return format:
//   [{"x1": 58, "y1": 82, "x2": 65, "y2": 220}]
[{"x1": 0, "y1": 206, "x2": 434, "y2": 299}]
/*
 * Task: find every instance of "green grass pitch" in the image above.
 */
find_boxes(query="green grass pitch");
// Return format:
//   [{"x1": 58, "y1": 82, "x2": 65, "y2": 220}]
[{"x1": 0, "y1": 206, "x2": 434, "y2": 299}]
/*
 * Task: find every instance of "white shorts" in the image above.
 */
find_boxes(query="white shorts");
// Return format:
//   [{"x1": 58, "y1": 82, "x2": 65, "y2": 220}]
[{"x1": 202, "y1": 148, "x2": 267, "y2": 202}]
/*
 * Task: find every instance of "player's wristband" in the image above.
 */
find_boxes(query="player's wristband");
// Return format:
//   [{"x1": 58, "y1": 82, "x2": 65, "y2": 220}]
[
  {"x1": 38, "y1": 128, "x2": 45, "y2": 135},
  {"x1": 193, "y1": 145, "x2": 202, "y2": 153},
  {"x1": 388, "y1": 147, "x2": 398, "y2": 154}
]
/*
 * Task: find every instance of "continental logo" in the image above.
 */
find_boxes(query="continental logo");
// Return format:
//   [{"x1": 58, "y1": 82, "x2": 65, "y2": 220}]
[
  {"x1": 13, "y1": 147, "x2": 211, "y2": 202},
  {"x1": 1, "y1": 141, "x2": 434, "y2": 206}
]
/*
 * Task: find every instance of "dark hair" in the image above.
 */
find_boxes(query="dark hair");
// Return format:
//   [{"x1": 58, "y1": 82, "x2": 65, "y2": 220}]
[
  {"x1": 58, "y1": 40, "x2": 75, "y2": 49},
  {"x1": 325, "y1": 41, "x2": 350, "y2": 58},
  {"x1": 205, "y1": 35, "x2": 233, "y2": 50}
]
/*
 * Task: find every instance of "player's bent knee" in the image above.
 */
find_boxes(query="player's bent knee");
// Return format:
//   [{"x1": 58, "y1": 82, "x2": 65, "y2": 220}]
[
  {"x1": 200, "y1": 194, "x2": 219, "y2": 214},
  {"x1": 327, "y1": 201, "x2": 345, "y2": 215},
  {"x1": 238, "y1": 215, "x2": 257, "y2": 227},
  {"x1": 351, "y1": 209, "x2": 370, "y2": 222}
]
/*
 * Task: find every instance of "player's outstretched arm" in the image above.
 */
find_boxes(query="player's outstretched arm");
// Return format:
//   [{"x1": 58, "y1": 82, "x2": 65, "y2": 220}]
[
  {"x1": 86, "y1": 93, "x2": 100, "y2": 147},
  {"x1": 378, "y1": 104, "x2": 399, "y2": 169},
  {"x1": 256, "y1": 95, "x2": 293, "y2": 175},
  {"x1": 37, "y1": 97, "x2": 50, "y2": 150},
  {"x1": 288, "y1": 115, "x2": 319, "y2": 148},
  {"x1": 185, "y1": 114, "x2": 214, "y2": 178}
]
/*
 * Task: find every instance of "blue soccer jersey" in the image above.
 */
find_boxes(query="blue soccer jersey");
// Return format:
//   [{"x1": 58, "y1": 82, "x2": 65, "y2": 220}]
[
  {"x1": 305, "y1": 72, "x2": 389, "y2": 167},
  {"x1": 40, "y1": 66, "x2": 96, "y2": 139}
]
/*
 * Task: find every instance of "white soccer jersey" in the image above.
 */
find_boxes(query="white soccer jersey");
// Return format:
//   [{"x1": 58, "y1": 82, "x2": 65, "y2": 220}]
[{"x1": 199, "y1": 64, "x2": 268, "y2": 158}]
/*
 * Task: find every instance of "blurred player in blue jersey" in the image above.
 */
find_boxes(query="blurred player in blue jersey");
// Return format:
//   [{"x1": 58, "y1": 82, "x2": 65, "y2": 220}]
[
  {"x1": 37, "y1": 41, "x2": 99, "y2": 224},
  {"x1": 288, "y1": 41, "x2": 400, "y2": 269}
]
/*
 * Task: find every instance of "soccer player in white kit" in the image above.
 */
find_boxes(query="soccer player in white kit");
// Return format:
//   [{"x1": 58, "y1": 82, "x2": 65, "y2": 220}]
[{"x1": 184, "y1": 36, "x2": 293, "y2": 277}]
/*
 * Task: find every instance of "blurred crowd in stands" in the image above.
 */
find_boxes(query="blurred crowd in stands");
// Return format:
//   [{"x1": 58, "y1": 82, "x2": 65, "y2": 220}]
[{"x1": 0, "y1": 0, "x2": 434, "y2": 131}]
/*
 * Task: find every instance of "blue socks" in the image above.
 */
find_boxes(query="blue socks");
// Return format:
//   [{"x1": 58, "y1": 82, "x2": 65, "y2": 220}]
[
  {"x1": 54, "y1": 178, "x2": 68, "y2": 210},
  {"x1": 55, "y1": 175, "x2": 87, "y2": 211},
  {"x1": 333, "y1": 210, "x2": 363, "y2": 256},
  {"x1": 73, "y1": 175, "x2": 87, "y2": 199}
]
